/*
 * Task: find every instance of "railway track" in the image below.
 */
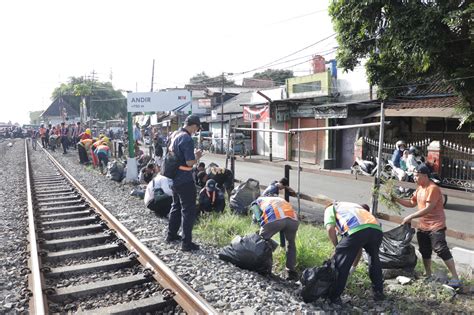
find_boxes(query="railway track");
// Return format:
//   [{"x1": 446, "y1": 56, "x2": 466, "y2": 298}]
[{"x1": 24, "y1": 140, "x2": 216, "y2": 314}]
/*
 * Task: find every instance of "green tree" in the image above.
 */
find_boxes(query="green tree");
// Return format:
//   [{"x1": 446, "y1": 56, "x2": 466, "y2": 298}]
[
  {"x1": 52, "y1": 77, "x2": 126, "y2": 120},
  {"x1": 253, "y1": 69, "x2": 294, "y2": 84},
  {"x1": 329, "y1": 1, "x2": 473, "y2": 129},
  {"x1": 189, "y1": 71, "x2": 236, "y2": 86}
]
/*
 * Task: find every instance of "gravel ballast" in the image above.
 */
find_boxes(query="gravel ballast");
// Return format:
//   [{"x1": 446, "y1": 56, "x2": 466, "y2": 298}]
[{"x1": 0, "y1": 139, "x2": 29, "y2": 313}]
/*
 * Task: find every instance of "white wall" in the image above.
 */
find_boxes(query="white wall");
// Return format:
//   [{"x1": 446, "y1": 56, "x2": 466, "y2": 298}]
[{"x1": 256, "y1": 121, "x2": 285, "y2": 159}]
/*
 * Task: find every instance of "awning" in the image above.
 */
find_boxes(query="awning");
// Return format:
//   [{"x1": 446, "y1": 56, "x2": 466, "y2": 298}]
[
  {"x1": 202, "y1": 113, "x2": 243, "y2": 123},
  {"x1": 366, "y1": 107, "x2": 460, "y2": 118}
]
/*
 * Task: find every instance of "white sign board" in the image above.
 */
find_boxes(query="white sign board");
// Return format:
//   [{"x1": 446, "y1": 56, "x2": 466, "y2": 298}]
[
  {"x1": 127, "y1": 90, "x2": 192, "y2": 112},
  {"x1": 211, "y1": 110, "x2": 217, "y2": 120}
]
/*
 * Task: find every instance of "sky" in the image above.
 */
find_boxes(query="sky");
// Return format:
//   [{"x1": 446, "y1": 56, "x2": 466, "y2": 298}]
[{"x1": 0, "y1": 0, "x2": 337, "y2": 124}]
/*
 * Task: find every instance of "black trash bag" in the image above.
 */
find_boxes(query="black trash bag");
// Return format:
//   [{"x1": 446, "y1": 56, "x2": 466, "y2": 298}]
[
  {"x1": 218, "y1": 233, "x2": 278, "y2": 275},
  {"x1": 107, "y1": 160, "x2": 125, "y2": 182},
  {"x1": 379, "y1": 224, "x2": 417, "y2": 270},
  {"x1": 300, "y1": 258, "x2": 337, "y2": 303},
  {"x1": 229, "y1": 178, "x2": 260, "y2": 215}
]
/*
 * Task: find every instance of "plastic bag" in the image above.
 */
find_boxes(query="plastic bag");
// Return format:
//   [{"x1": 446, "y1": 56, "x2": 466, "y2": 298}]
[
  {"x1": 229, "y1": 178, "x2": 260, "y2": 215},
  {"x1": 107, "y1": 160, "x2": 125, "y2": 182},
  {"x1": 379, "y1": 224, "x2": 417, "y2": 270},
  {"x1": 218, "y1": 233, "x2": 277, "y2": 275},
  {"x1": 300, "y1": 259, "x2": 337, "y2": 303}
]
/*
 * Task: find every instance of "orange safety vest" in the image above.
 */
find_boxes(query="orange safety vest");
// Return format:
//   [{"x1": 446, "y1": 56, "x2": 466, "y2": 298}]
[
  {"x1": 39, "y1": 127, "x2": 46, "y2": 137},
  {"x1": 257, "y1": 197, "x2": 297, "y2": 226}
]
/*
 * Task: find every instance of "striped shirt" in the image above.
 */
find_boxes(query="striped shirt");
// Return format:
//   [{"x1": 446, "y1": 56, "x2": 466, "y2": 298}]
[
  {"x1": 324, "y1": 202, "x2": 381, "y2": 235},
  {"x1": 253, "y1": 197, "x2": 298, "y2": 227}
]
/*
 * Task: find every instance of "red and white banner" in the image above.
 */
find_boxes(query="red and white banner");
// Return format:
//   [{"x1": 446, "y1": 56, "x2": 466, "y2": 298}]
[{"x1": 243, "y1": 105, "x2": 269, "y2": 122}]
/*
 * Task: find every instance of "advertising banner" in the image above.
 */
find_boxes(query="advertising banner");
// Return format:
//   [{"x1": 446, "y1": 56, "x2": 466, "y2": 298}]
[
  {"x1": 243, "y1": 105, "x2": 269, "y2": 122},
  {"x1": 127, "y1": 90, "x2": 191, "y2": 113}
]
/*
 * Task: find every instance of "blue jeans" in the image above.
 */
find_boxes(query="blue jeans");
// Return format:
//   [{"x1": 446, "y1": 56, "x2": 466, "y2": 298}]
[{"x1": 167, "y1": 181, "x2": 197, "y2": 245}]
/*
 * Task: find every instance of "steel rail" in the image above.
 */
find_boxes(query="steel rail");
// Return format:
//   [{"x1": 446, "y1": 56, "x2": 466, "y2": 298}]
[
  {"x1": 25, "y1": 141, "x2": 48, "y2": 315},
  {"x1": 40, "y1": 147, "x2": 217, "y2": 314}
]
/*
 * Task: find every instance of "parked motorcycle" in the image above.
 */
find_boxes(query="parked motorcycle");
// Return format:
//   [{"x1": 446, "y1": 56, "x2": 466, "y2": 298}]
[{"x1": 351, "y1": 157, "x2": 391, "y2": 180}]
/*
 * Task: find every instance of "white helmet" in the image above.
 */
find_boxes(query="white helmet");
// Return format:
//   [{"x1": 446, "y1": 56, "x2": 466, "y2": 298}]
[{"x1": 395, "y1": 140, "x2": 406, "y2": 149}]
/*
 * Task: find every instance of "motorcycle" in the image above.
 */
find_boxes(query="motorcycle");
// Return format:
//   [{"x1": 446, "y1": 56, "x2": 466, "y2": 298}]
[{"x1": 351, "y1": 157, "x2": 391, "y2": 179}]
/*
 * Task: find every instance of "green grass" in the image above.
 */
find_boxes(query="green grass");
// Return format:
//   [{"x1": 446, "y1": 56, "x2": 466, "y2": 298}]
[{"x1": 194, "y1": 211, "x2": 256, "y2": 247}]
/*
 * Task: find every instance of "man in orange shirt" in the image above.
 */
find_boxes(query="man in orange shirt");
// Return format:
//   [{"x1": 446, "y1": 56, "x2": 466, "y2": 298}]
[{"x1": 396, "y1": 165, "x2": 460, "y2": 288}]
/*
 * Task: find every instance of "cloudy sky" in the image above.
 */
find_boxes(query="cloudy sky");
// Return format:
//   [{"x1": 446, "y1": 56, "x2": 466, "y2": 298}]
[{"x1": 0, "y1": 0, "x2": 337, "y2": 124}]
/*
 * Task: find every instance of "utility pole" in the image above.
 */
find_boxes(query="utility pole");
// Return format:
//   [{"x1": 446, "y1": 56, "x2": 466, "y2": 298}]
[
  {"x1": 150, "y1": 59, "x2": 155, "y2": 92},
  {"x1": 220, "y1": 73, "x2": 225, "y2": 154},
  {"x1": 220, "y1": 72, "x2": 233, "y2": 154}
]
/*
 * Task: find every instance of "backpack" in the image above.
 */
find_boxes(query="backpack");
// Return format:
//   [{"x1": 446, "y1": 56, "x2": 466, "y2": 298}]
[
  {"x1": 152, "y1": 179, "x2": 169, "y2": 202},
  {"x1": 160, "y1": 131, "x2": 186, "y2": 179}
]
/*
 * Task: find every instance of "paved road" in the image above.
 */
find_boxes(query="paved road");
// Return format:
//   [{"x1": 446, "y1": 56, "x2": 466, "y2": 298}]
[{"x1": 201, "y1": 154, "x2": 474, "y2": 248}]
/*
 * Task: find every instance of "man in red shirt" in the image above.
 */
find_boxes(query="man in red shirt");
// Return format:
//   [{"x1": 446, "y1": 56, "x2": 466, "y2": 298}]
[{"x1": 396, "y1": 165, "x2": 460, "y2": 288}]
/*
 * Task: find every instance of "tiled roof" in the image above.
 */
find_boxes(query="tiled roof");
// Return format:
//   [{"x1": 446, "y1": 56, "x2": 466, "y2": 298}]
[
  {"x1": 387, "y1": 96, "x2": 462, "y2": 109},
  {"x1": 399, "y1": 75, "x2": 455, "y2": 97}
]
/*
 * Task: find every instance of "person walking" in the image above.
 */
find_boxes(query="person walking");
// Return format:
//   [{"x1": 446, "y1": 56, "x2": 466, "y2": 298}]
[
  {"x1": 395, "y1": 165, "x2": 460, "y2": 288},
  {"x1": 39, "y1": 124, "x2": 47, "y2": 148},
  {"x1": 166, "y1": 115, "x2": 203, "y2": 251},
  {"x1": 60, "y1": 122, "x2": 69, "y2": 154},
  {"x1": 324, "y1": 202, "x2": 384, "y2": 303}
]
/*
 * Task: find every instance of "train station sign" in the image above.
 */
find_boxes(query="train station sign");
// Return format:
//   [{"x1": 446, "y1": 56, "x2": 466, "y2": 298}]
[{"x1": 127, "y1": 90, "x2": 191, "y2": 113}]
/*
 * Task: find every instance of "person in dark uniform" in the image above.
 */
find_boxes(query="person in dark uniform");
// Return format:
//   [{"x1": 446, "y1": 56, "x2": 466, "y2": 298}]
[
  {"x1": 197, "y1": 164, "x2": 234, "y2": 197},
  {"x1": 166, "y1": 115, "x2": 203, "y2": 251},
  {"x1": 198, "y1": 179, "x2": 225, "y2": 213},
  {"x1": 262, "y1": 177, "x2": 296, "y2": 197}
]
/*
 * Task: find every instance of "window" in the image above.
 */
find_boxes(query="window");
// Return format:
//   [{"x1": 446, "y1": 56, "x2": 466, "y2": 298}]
[{"x1": 293, "y1": 81, "x2": 321, "y2": 94}]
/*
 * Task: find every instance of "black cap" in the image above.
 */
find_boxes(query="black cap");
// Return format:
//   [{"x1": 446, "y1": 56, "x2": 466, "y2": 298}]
[
  {"x1": 185, "y1": 115, "x2": 201, "y2": 128},
  {"x1": 205, "y1": 179, "x2": 217, "y2": 191},
  {"x1": 279, "y1": 177, "x2": 289, "y2": 187},
  {"x1": 414, "y1": 165, "x2": 430, "y2": 175}
]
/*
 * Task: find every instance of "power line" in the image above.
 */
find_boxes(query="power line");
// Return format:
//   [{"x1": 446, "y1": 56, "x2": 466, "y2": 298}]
[
  {"x1": 268, "y1": 8, "x2": 328, "y2": 25},
  {"x1": 236, "y1": 33, "x2": 336, "y2": 75}
]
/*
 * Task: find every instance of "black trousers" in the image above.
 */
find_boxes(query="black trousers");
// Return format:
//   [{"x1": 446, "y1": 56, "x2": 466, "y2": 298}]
[
  {"x1": 332, "y1": 228, "x2": 384, "y2": 299},
  {"x1": 168, "y1": 181, "x2": 197, "y2": 245},
  {"x1": 61, "y1": 137, "x2": 68, "y2": 153},
  {"x1": 78, "y1": 145, "x2": 89, "y2": 164}
]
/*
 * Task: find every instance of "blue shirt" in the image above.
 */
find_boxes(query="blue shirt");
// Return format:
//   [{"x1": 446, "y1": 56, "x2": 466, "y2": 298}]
[
  {"x1": 391, "y1": 149, "x2": 403, "y2": 168},
  {"x1": 262, "y1": 181, "x2": 279, "y2": 197},
  {"x1": 133, "y1": 126, "x2": 141, "y2": 141},
  {"x1": 172, "y1": 128, "x2": 195, "y2": 186}
]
